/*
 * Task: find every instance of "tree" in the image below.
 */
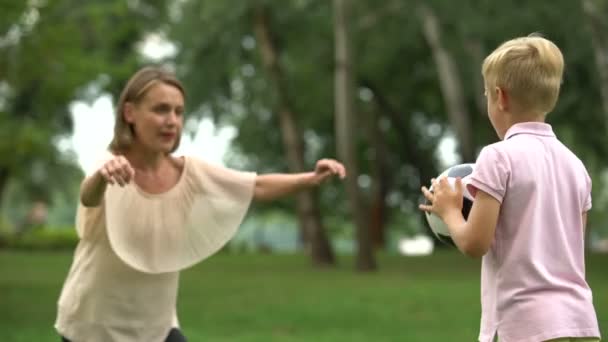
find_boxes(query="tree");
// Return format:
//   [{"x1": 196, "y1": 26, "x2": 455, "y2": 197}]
[
  {"x1": 252, "y1": 4, "x2": 335, "y2": 266},
  {"x1": 166, "y1": 0, "x2": 608, "y2": 249},
  {"x1": 417, "y1": 3, "x2": 474, "y2": 162},
  {"x1": 169, "y1": 0, "x2": 339, "y2": 264},
  {"x1": 582, "y1": 0, "x2": 608, "y2": 122},
  {"x1": 0, "y1": 0, "x2": 171, "y2": 208},
  {"x1": 334, "y1": 0, "x2": 376, "y2": 271}
]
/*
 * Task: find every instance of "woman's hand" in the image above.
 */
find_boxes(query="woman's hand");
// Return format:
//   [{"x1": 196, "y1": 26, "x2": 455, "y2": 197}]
[
  {"x1": 253, "y1": 159, "x2": 346, "y2": 201},
  {"x1": 80, "y1": 155, "x2": 135, "y2": 207},
  {"x1": 312, "y1": 159, "x2": 346, "y2": 184},
  {"x1": 98, "y1": 155, "x2": 135, "y2": 187}
]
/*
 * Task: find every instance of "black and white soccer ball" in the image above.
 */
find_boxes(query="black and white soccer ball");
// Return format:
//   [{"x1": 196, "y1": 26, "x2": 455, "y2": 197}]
[{"x1": 424, "y1": 163, "x2": 475, "y2": 246}]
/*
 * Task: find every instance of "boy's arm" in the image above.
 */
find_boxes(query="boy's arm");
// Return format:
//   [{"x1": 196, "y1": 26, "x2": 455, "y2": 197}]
[
  {"x1": 582, "y1": 212, "x2": 588, "y2": 232},
  {"x1": 440, "y1": 189, "x2": 501, "y2": 258}
]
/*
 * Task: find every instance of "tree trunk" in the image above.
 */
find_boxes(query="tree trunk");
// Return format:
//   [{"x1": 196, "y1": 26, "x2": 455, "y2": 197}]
[
  {"x1": 334, "y1": 0, "x2": 376, "y2": 271},
  {"x1": 0, "y1": 167, "x2": 9, "y2": 208},
  {"x1": 418, "y1": 3, "x2": 475, "y2": 162},
  {"x1": 361, "y1": 79, "x2": 442, "y2": 244},
  {"x1": 360, "y1": 79, "x2": 437, "y2": 183},
  {"x1": 366, "y1": 108, "x2": 389, "y2": 249},
  {"x1": 253, "y1": 6, "x2": 335, "y2": 267},
  {"x1": 464, "y1": 39, "x2": 487, "y2": 118},
  {"x1": 582, "y1": 0, "x2": 608, "y2": 123}
]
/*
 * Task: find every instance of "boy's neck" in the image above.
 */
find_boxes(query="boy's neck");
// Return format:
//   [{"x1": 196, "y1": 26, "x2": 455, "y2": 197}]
[
  {"x1": 499, "y1": 110, "x2": 546, "y2": 139},
  {"x1": 507, "y1": 112, "x2": 546, "y2": 126}
]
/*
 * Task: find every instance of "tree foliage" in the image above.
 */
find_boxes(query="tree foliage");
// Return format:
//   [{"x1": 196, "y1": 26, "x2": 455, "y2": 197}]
[
  {"x1": 2, "y1": 0, "x2": 608, "y2": 241},
  {"x1": 0, "y1": 0, "x2": 170, "y2": 206}
]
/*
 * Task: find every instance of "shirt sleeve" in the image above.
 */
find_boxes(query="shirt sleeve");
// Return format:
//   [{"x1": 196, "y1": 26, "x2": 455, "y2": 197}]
[
  {"x1": 75, "y1": 203, "x2": 105, "y2": 240},
  {"x1": 193, "y1": 159, "x2": 257, "y2": 203},
  {"x1": 583, "y1": 171, "x2": 592, "y2": 212},
  {"x1": 103, "y1": 157, "x2": 257, "y2": 274},
  {"x1": 467, "y1": 145, "x2": 510, "y2": 204},
  {"x1": 75, "y1": 151, "x2": 115, "y2": 239}
]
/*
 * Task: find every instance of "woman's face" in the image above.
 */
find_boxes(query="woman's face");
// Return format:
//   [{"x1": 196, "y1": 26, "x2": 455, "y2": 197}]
[{"x1": 124, "y1": 82, "x2": 184, "y2": 154}]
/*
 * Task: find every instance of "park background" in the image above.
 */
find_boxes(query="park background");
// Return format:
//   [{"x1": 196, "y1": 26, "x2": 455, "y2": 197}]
[{"x1": 0, "y1": 0, "x2": 607, "y2": 341}]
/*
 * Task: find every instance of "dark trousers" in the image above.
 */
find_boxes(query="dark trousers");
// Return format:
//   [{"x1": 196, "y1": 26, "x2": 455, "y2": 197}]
[{"x1": 61, "y1": 327, "x2": 187, "y2": 342}]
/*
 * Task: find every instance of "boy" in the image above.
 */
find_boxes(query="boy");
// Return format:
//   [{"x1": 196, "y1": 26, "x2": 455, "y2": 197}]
[{"x1": 419, "y1": 35, "x2": 601, "y2": 342}]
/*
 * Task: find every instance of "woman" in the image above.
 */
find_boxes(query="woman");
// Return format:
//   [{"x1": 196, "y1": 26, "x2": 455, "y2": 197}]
[{"x1": 55, "y1": 66, "x2": 346, "y2": 342}]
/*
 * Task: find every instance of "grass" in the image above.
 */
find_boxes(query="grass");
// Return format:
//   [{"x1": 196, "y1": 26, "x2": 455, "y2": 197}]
[{"x1": 0, "y1": 250, "x2": 606, "y2": 341}]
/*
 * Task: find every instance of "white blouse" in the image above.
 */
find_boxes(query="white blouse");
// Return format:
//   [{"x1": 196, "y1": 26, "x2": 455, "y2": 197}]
[{"x1": 55, "y1": 156, "x2": 255, "y2": 342}]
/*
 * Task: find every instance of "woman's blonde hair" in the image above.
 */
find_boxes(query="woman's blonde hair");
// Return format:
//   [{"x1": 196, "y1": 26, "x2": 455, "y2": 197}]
[
  {"x1": 109, "y1": 66, "x2": 186, "y2": 153},
  {"x1": 482, "y1": 34, "x2": 564, "y2": 115}
]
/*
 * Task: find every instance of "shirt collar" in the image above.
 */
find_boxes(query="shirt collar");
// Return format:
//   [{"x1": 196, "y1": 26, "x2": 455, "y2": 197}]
[{"x1": 504, "y1": 122, "x2": 555, "y2": 140}]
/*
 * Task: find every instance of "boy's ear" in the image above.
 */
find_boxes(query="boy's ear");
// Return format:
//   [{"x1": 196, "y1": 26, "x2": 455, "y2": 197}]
[{"x1": 496, "y1": 87, "x2": 509, "y2": 111}]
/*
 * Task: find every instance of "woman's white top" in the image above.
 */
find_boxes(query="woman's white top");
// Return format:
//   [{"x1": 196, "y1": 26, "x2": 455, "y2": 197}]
[{"x1": 55, "y1": 156, "x2": 255, "y2": 342}]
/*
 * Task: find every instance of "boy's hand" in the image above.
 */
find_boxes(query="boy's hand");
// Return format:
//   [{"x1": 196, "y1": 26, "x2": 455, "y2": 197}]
[
  {"x1": 313, "y1": 159, "x2": 346, "y2": 184},
  {"x1": 419, "y1": 177, "x2": 464, "y2": 220}
]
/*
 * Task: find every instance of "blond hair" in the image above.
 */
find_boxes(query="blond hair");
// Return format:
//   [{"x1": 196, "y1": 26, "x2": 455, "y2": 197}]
[
  {"x1": 109, "y1": 66, "x2": 186, "y2": 153},
  {"x1": 482, "y1": 35, "x2": 564, "y2": 115}
]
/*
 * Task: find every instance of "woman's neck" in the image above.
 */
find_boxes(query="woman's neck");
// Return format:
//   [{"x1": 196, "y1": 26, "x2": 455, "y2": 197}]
[{"x1": 123, "y1": 144, "x2": 168, "y2": 172}]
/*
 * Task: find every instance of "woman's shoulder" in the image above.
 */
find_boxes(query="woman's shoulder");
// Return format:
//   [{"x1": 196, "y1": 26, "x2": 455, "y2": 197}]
[
  {"x1": 170, "y1": 155, "x2": 187, "y2": 171},
  {"x1": 180, "y1": 155, "x2": 225, "y2": 173},
  {"x1": 179, "y1": 155, "x2": 256, "y2": 187}
]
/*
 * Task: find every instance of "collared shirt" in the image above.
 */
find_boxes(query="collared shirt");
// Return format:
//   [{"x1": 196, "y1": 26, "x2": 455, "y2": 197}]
[{"x1": 469, "y1": 122, "x2": 600, "y2": 342}]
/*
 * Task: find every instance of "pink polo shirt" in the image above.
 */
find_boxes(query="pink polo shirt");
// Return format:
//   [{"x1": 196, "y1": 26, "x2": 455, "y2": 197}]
[{"x1": 468, "y1": 122, "x2": 600, "y2": 342}]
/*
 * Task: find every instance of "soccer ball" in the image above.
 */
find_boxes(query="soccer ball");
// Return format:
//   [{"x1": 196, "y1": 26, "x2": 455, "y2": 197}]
[{"x1": 424, "y1": 163, "x2": 476, "y2": 246}]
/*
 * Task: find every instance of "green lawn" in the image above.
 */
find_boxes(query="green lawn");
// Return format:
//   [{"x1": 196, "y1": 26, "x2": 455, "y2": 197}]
[{"x1": 0, "y1": 250, "x2": 606, "y2": 341}]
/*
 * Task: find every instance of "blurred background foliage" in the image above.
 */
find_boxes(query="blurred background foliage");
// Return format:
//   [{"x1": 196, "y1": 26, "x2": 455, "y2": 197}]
[{"x1": 1, "y1": 0, "x2": 608, "y2": 263}]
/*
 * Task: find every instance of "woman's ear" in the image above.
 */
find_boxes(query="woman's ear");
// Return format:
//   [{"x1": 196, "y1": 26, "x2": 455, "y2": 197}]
[{"x1": 123, "y1": 102, "x2": 135, "y2": 124}]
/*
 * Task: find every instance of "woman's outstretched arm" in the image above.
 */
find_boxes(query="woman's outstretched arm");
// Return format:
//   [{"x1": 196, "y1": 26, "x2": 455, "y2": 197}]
[{"x1": 253, "y1": 159, "x2": 346, "y2": 201}]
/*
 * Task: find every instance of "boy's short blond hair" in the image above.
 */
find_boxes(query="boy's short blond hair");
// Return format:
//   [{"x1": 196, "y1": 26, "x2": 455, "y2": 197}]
[{"x1": 482, "y1": 35, "x2": 564, "y2": 115}]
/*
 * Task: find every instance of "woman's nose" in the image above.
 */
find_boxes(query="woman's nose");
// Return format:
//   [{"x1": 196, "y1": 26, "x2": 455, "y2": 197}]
[{"x1": 166, "y1": 110, "x2": 180, "y2": 125}]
